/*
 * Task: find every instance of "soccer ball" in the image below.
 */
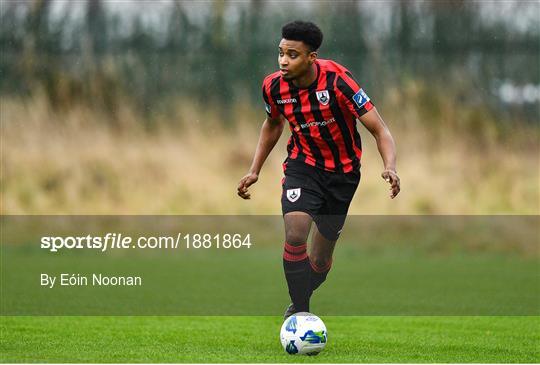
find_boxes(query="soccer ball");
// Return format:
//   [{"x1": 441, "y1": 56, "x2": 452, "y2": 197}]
[{"x1": 280, "y1": 312, "x2": 327, "y2": 355}]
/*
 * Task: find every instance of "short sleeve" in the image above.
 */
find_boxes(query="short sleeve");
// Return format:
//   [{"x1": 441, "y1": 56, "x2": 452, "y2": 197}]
[
  {"x1": 335, "y1": 71, "x2": 374, "y2": 119},
  {"x1": 262, "y1": 80, "x2": 280, "y2": 119}
]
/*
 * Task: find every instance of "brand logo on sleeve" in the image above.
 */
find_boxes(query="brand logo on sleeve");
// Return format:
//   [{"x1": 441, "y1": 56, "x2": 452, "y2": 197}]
[
  {"x1": 316, "y1": 90, "x2": 330, "y2": 105},
  {"x1": 352, "y1": 88, "x2": 370, "y2": 109},
  {"x1": 265, "y1": 103, "x2": 271, "y2": 114}
]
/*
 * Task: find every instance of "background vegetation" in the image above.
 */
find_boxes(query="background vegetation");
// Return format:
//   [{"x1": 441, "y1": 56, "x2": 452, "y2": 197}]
[{"x1": 1, "y1": 0, "x2": 539, "y2": 214}]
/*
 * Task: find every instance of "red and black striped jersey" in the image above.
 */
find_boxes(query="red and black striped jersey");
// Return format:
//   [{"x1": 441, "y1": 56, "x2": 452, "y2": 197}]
[{"x1": 262, "y1": 59, "x2": 374, "y2": 173}]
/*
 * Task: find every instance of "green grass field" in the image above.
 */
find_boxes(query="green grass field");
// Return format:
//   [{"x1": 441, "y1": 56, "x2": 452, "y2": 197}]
[
  {"x1": 2, "y1": 217, "x2": 538, "y2": 362},
  {"x1": 1, "y1": 316, "x2": 538, "y2": 363}
]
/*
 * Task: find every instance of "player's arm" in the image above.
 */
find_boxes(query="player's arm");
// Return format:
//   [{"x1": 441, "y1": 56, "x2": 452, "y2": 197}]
[
  {"x1": 237, "y1": 114, "x2": 285, "y2": 199},
  {"x1": 335, "y1": 73, "x2": 400, "y2": 199},
  {"x1": 358, "y1": 108, "x2": 400, "y2": 199}
]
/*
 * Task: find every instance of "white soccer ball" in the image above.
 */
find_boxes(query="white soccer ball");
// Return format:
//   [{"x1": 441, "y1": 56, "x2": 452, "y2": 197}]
[{"x1": 280, "y1": 312, "x2": 327, "y2": 355}]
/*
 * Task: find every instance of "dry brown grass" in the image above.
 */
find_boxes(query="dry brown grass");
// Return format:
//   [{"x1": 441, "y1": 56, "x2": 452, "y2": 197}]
[{"x1": 1, "y1": 83, "x2": 538, "y2": 215}]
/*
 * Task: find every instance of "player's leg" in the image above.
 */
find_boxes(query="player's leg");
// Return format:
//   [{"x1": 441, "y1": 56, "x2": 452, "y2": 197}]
[
  {"x1": 280, "y1": 160, "x2": 326, "y2": 316},
  {"x1": 282, "y1": 211, "x2": 313, "y2": 314},
  {"x1": 308, "y1": 169, "x2": 361, "y2": 296},
  {"x1": 309, "y1": 224, "x2": 336, "y2": 295}
]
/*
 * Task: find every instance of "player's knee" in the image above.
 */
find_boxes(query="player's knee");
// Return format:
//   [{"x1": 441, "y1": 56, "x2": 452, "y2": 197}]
[
  {"x1": 310, "y1": 255, "x2": 331, "y2": 270},
  {"x1": 284, "y1": 213, "x2": 312, "y2": 245},
  {"x1": 285, "y1": 229, "x2": 308, "y2": 246}
]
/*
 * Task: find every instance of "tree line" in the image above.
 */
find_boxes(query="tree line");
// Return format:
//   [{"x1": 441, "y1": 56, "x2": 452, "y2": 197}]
[{"x1": 1, "y1": 0, "x2": 538, "y2": 122}]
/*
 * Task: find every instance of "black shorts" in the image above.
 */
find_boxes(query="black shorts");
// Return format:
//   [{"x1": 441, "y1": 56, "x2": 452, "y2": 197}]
[{"x1": 281, "y1": 159, "x2": 360, "y2": 241}]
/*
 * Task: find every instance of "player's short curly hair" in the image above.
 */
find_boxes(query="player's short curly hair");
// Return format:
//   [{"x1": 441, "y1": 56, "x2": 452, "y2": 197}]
[{"x1": 281, "y1": 20, "x2": 323, "y2": 52}]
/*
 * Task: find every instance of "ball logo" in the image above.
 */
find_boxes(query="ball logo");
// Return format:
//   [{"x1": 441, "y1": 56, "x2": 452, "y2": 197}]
[
  {"x1": 316, "y1": 90, "x2": 330, "y2": 105},
  {"x1": 300, "y1": 330, "x2": 327, "y2": 344},
  {"x1": 285, "y1": 316, "x2": 297, "y2": 334},
  {"x1": 286, "y1": 340, "x2": 299, "y2": 354},
  {"x1": 286, "y1": 188, "x2": 301, "y2": 203}
]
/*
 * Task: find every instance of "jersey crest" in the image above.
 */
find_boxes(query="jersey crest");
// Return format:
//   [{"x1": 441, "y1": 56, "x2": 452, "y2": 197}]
[{"x1": 316, "y1": 90, "x2": 330, "y2": 105}]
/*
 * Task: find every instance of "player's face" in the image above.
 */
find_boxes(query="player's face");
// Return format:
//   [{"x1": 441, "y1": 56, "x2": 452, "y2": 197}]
[{"x1": 278, "y1": 39, "x2": 316, "y2": 81}]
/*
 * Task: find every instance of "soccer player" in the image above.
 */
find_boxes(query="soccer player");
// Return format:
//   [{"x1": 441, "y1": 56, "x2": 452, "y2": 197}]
[{"x1": 237, "y1": 20, "x2": 400, "y2": 318}]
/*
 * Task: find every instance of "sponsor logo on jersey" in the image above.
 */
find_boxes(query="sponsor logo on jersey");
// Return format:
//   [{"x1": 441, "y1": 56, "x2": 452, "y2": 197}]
[
  {"x1": 352, "y1": 88, "x2": 370, "y2": 109},
  {"x1": 299, "y1": 117, "x2": 335, "y2": 129},
  {"x1": 277, "y1": 98, "x2": 297, "y2": 104},
  {"x1": 286, "y1": 188, "x2": 301, "y2": 203},
  {"x1": 316, "y1": 90, "x2": 330, "y2": 105}
]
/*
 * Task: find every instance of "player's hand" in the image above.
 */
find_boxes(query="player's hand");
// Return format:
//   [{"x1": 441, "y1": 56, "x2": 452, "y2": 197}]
[
  {"x1": 381, "y1": 169, "x2": 400, "y2": 199},
  {"x1": 237, "y1": 172, "x2": 259, "y2": 199}
]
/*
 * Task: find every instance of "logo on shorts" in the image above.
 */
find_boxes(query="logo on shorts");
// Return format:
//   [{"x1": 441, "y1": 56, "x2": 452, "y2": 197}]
[
  {"x1": 316, "y1": 90, "x2": 330, "y2": 105},
  {"x1": 286, "y1": 188, "x2": 301, "y2": 202}
]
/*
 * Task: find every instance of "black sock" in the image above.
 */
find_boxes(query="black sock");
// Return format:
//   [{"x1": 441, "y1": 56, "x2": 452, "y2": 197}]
[
  {"x1": 309, "y1": 258, "x2": 332, "y2": 295},
  {"x1": 283, "y1": 242, "x2": 311, "y2": 312}
]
